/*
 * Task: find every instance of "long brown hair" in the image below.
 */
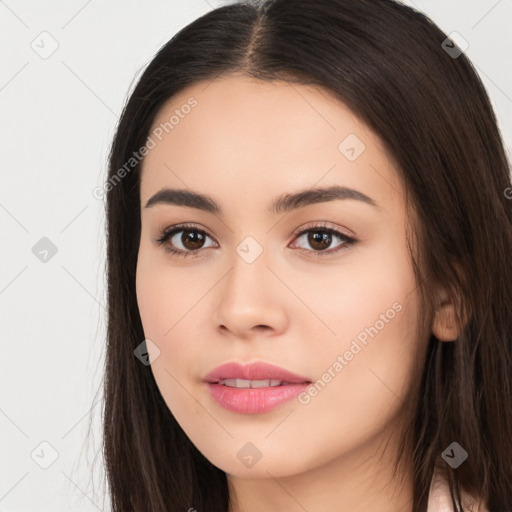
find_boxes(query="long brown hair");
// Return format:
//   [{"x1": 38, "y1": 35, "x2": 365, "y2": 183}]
[{"x1": 101, "y1": 0, "x2": 512, "y2": 510}]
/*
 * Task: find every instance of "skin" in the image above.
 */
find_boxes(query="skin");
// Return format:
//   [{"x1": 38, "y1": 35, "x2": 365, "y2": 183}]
[{"x1": 135, "y1": 74, "x2": 459, "y2": 512}]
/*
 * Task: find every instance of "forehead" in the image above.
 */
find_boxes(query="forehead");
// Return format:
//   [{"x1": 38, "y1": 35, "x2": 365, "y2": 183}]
[{"x1": 140, "y1": 74, "x2": 403, "y2": 214}]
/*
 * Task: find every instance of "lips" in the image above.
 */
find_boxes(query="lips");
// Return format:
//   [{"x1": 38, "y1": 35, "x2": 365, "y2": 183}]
[
  {"x1": 202, "y1": 361, "x2": 311, "y2": 385},
  {"x1": 203, "y1": 361, "x2": 312, "y2": 414}
]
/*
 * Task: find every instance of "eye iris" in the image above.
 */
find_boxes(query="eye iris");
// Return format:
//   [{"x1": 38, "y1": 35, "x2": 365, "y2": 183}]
[
  {"x1": 308, "y1": 231, "x2": 331, "y2": 251},
  {"x1": 182, "y1": 230, "x2": 204, "y2": 250}
]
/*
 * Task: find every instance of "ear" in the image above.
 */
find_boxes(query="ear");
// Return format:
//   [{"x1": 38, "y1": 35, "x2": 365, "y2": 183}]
[{"x1": 431, "y1": 286, "x2": 462, "y2": 342}]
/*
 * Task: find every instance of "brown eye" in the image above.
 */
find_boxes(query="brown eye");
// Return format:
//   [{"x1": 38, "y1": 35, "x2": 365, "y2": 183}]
[
  {"x1": 305, "y1": 231, "x2": 333, "y2": 251},
  {"x1": 180, "y1": 230, "x2": 206, "y2": 250},
  {"x1": 155, "y1": 224, "x2": 217, "y2": 257},
  {"x1": 291, "y1": 223, "x2": 357, "y2": 257}
]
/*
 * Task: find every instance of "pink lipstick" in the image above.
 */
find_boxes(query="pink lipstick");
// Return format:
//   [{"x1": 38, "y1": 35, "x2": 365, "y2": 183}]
[{"x1": 203, "y1": 361, "x2": 312, "y2": 414}]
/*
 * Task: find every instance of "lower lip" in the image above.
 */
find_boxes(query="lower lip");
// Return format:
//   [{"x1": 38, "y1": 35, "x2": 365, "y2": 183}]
[{"x1": 206, "y1": 382, "x2": 310, "y2": 414}]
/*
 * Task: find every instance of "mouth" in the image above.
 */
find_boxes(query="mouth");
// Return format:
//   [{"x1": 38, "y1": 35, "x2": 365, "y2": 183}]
[{"x1": 203, "y1": 361, "x2": 312, "y2": 414}]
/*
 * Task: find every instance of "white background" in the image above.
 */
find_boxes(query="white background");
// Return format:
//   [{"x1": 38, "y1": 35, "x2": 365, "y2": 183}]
[{"x1": 1, "y1": 1, "x2": 511, "y2": 510}]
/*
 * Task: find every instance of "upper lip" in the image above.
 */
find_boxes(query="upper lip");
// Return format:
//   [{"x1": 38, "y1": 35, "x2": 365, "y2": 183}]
[{"x1": 203, "y1": 361, "x2": 311, "y2": 384}]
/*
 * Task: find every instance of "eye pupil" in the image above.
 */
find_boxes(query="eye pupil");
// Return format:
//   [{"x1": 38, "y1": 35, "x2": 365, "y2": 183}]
[
  {"x1": 182, "y1": 230, "x2": 204, "y2": 250},
  {"x1": 308, "y1": 231, "x2": 331, "y2": 251}
]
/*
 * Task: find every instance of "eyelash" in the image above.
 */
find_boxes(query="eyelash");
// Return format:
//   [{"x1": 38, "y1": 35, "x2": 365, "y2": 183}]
[{"x1": 153, "y1": 222, "x2": 358, "y2": 259}]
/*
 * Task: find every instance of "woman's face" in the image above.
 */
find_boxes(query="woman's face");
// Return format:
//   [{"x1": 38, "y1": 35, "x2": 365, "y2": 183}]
[{"x1": 136, "y1": 75, "x2": 423, "y2": 479}]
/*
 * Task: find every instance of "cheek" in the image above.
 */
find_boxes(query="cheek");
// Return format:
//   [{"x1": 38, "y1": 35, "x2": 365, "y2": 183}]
[
  {"x1": 298, "y1": 236, "x2": 420, "y2": 406},
  {"x1": 301, "y1": 233, "x2": 417, "y2": 356},
  {"x1": 284, "y1": 272, "x2": 419, "y2": 475},
  {"x1": 135, "y1": 243, "x2": 203, "y2": 343},
  {"x1": 135, "y1": 252, "x2": 166, "y2": 343},
  {"x1": 135, "y1": 248, "x2": 209, "y2": 406}
]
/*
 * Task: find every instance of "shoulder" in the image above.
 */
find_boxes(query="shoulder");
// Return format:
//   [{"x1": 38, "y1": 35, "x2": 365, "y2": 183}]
[{"x1": 427, "y1": 467, "x2": 489, "y2": 512}]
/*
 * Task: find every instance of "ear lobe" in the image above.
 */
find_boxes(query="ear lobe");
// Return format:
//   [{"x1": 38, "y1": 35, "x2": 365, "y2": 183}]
[{"x1": 431, "y1": 287, "x2": 462, "y2": 342}]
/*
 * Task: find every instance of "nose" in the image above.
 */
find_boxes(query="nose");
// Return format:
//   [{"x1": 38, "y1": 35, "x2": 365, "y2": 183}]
[{"x1": 214, "y1": 248, "x2": 289, "y2": 340}]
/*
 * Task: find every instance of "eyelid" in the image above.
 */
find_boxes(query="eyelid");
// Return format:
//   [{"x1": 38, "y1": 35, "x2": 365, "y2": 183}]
[
  {"x1": 157, "y1": 222, "x2": 215, "y2": 240},
  {"x1": 290, "y1": 220, "x2": 355, "y2": 240}
]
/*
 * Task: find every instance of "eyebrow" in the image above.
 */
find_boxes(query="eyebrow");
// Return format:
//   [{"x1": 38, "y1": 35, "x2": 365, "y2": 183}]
[{"x1": 144, "y1": 185, "x2": 380, "y2": 216}]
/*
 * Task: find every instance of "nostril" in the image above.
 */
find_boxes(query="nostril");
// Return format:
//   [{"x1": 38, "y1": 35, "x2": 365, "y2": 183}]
[{"x1": 254, "y1": 325, "x2": 270, "y2": 331}]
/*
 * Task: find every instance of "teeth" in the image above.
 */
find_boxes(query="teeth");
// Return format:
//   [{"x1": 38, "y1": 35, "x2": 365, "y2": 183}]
[{"x1": 219, "y1": 378, "x2": 283, "y2": 388}]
